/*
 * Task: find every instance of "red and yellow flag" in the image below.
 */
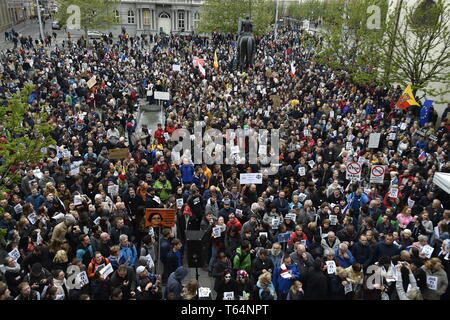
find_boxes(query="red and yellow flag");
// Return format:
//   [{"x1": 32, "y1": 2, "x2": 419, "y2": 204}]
[
  {"x1": 396, "y1": 85, "x2": 419, "y2": 110},
  {"x1": 213, "y1": 51, "x2": 219, "y2": 70}
]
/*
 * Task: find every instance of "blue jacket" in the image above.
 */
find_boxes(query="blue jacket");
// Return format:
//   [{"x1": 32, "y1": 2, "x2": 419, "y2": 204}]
[
  {"x1": 25, "y1": 194, "x2": 45, "y2": 211},
  {"x1": 334, "y1": 248, "x2": 356, "y2": 268},
  {"x1": 346, "y1": 192, "x2": 369, "y2": 212},
  {"x1": 180, "y1": 164, "x2": 195, "y2": 184},
  {"x1": 119, "y1": 244, "x2": 138, "y2": 267},
  {"x1": 256, "y1": 280, "x2": 277, "y2": 300},
  {"x1": 272, "y1": 263, "x2": 300, "y2": 294}
]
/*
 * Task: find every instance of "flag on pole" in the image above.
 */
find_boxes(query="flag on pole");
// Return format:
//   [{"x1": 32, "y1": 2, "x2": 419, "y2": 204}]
[
  {"x1": 290, "y1": 61, "x2": 296, "y2": 77},
  {"x1": 199, "y1": 64, "x2": 206, "y2": 78},
  {"x1": 193, "y1": 56, "x2": 205, "y2": 67},
  {"x1": 396, "y1": 85, "x2": 420, "y2": 110},
  {"x1": 419, "y1": 100, "x2": 434, "y2": 126},
  {"x1": 213, "y1": 51, "x2": 219, "y2": 70}
]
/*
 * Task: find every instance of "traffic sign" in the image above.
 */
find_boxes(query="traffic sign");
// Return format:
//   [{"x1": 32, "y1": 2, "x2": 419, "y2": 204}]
[
  {"x1": 370, "y1": 165, "x2": 385, "y2": 184},
  {"x1": 346, "y1": 162, "x2": 361, "y2": 181}
]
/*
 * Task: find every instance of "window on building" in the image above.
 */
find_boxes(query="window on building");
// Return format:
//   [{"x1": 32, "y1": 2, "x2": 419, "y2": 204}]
[
  {"x1": 194, "y1": 12, "x2": 200, "y2": 30},
  {"x1": 128, "y1": 10, "x2": 135, "y2": 24},
  {"x1": 143, "y1": 10, "x2": 151, "y2": 25},
  {"x1": 178, "y1": 11, "x2": 185, "y2": 30},
  {"x1": 113, "y1": 10, "x2": 120, "y2": 23}
]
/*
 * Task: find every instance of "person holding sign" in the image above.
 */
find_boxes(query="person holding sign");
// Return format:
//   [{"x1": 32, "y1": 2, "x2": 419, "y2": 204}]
[
  {"x1": 263, "y1": 204, "x2": 283, "y2": 231},
  {"x1": 272, "y1": 254, "x2": 300, "y2": 300},
  {"x1": 421, "y1": 258, "x2": 448, "y2": 300}
]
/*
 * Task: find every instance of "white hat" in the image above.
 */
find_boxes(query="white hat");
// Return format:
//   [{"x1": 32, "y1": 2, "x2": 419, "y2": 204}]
[{"x1": 136, "y1": 266, "x2": 146, "y2": 274}]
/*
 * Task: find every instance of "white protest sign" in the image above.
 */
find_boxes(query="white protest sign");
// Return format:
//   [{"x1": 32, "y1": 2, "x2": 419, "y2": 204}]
[
  {"x1": 308, "y1": 160, "x2": 315, "y2": 168},
  {"x1": 259, "y1": 232, "x2": 268, "y2": 238},
  {"x1": 286, "y1": 213, "x2": 297, "y2": 221},
  {"x1": 223, "y1": 292, "x2": 235, "y2": 300},
  {"x1": 32, "y1": 169, "x2": 43, "y2": 180},
  {"x1": 422, "y1": 245, "x2": 434, "y2": 259},
  {"x1": 326, "y1": 260, "x2": 336, "y2": 274},
  {"x1": 235, "y1": 209, "x2": 243, "y2": 217},
  {"x1": 231, "y1": 146, "x2": 240, "y2": 154},
  {"x1": 8, "y1": 248, "x2": 21, "y2": 261},
  {"x1": 146, "y1": 254, "x2": 155, "y2": 269},
  {"x1": 329, "y1": 214, "x2": 338, "y2": 226},
  {"x1": 52, "y1": 212, "x2": 65, "y2": 220},
  {"x1": 400, "y1": 123, "x2": 407, "y2": 130},
  {"x1": 346, "y1": 162, "x2": 362, "y2": 181},
  {"x1": 240, "y1": 173, "x2": 263, "y2": 184},
  {"x1": 258, "y1": 145, "x2": 267, "y2": 155},
  {"x1": 148, "y1": 227, "x2": 155, "y2": 238},
  {"x1": 77, "y1": 271, "x2": 89, "y2": 288},
  {"x1": 370, "y1": 165, "x2": 385, "y2": 184},
  {"x1": 344, "y1": 283, "x2": 353, "y2": 294},
  {"x1": 199, "y1": 287, "x2": 211, "y2": 298},
  {"x1": 368, "y1": 133, "x2": 381, "y2": 148},
  {"x1": 176, "y1": 198, "x2": 184, "y2": 209},
  {"x1": 154, "y1": 91, "x2": 170, "y2": 101},
  {"x1": 427, "y1": 276, "x2": 438, "y2": 291},
  {"x1": 108, "y1": 185, "x2": 119, "y2": 197},
  {"x1": 272, "y1": 218, "x2": 280, "y2": 229},
  {"x1": 388, "y1": 133, "x2": 396, "y2": 141},
  {"x1": 14, "y1": 203, "x2": 23, "y2": 214},
  {"x1": 93, "y1": 216, "x2": 101, "y2": 225},
  {"x1": 74, "y1": 195, "x2": 82, "y2": 206},
  {"x1": 27, "y1": 212, "x2": 37, "y2": 225},
  {"x1": 172, "y1": 64, "x2": 181, "y2": 72},
  {"x1": 99, "y1": 263, "x2": 114, "y2": 277},
  {"x1": 298, "y1": 167, "x2": 306, "y2": 176},
  {"x1": 299, "y1": 193, "x2": 307, "y2": 202},
  {"x1": 407, "y1": 198, "x2": 415, "y2": 207},
  {"x1": 36, "y1": 232, "x2": 43, "y2": 245},
  {"x1": 434, "y1": 226, "x2": 440, "y2": 239},
  {"x1": 164, "y1": 132, "x2": 170, "y2": 141},
  {"x1": 212, "y1": 226, "x2": 222, "y2": 238},
  {"x1": 346, "y1": 142, "x2": 353, "y2": 150},
  {"x1": 390, "y1": 188, "x2": 399, "y2": 199}
]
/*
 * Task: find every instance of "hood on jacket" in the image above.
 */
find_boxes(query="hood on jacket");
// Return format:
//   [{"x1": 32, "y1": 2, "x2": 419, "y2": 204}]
[{"x1": 174, "y1": 266, "x2": 188, "y2": 281}]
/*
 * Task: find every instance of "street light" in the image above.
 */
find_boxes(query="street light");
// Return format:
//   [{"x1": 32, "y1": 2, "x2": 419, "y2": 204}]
[{"x1": 36, "y1": 0, "x2": 45, "y2": 40}]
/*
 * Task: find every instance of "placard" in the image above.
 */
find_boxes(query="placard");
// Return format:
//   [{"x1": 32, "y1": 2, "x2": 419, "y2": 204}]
[
  {"x1": 368, "y1": 133, "x2": 381, "y2": 148},
  {"x1": 329, "y1": 214, "x2": 338, "y2": 226},
  {"x1": 407, "y1": 198, "x2": 415, "y2": 207},
  {"x1": 298, "y1": 167, "x2": 306, "y2": 176},
  {"x1": 277, "y1": 232, "x2": 292, "y2": 243},
  {"x1": 427, "y1": 276, "x2": 438, "y2": 290},
  {"x1": 8, "y1": 248, "x2": 21, "y2": 261},
  {"x1": 154, "y1": 91, "x2": 170, "y2": 101},
  {"x1": 258, "y1": 145, "x2": 267, "y2": 155},
  {"x1": 14, "y1": 203, "x2": 23, "y2": 214},
  {"x1": 388, "y1": 133, "x2": 396, "y2": 141},
  {"x1": 240, "y1": 173, "x2": 263, "y2": 184},
  {"x1": 346, "y1": 162, "x2": 362, "y2": 181},
  {"x1": 308, "y1": 160, "x2": 315, "y2": 168},
  {"x1": 272, "y1": 218, "x2": 280, "y2": 229},
  {"x1": 223, "y1": 291, "x2": 235, "y2": 300},
  {"x1": 370, "y1": 165, "x2": 385, "y2": 184},
  {"x1": 390, "y1": 188, "x2": 399, "y2": 199},
  {"x1": 172, "y1": 64, "x2": 181, "y2": 72},
  {"x1": 286, "y1": 213, "x2": 297, "y2": 221},
  {"x1": 93, "y1": 216, "x2": 101, "y2": 225},
  {"x1": 199, "y1": 287, "x2": 211, "y2": 298},
  {"x1": 235, "y1": 209, "x2": 243, "y2": 217},
  {"x1": 164, "y1": 132, "x2": 170, "y2": 141},
  {"x1": 108, "y1": 148, "x2": 130, "y2": 160},
  {"x1": 27, "y1": 212, "x2": 37, "y2": 225},
  {"x1": 145, "y1": 208, "x2": 177, "y2": 228},
  {"x1": 299, "y1": 193, "x2": 307, "y2": 202},
  {"x1": 176, "y1": 198, "x2": 184, "y2": 209},
  {"x1": 87, "y1": 76, "x2": 97, "y2": 89},
  {"x1": 212, "y1": 226, "x2": 222, "y2": 238},
  {"x1": 107, "y1": 185, "x2": 119, "y2": 197},
  {"x1": 422, "y1": 245, "x2": 434, "y2": 259},
  {"x1": 74, "y1": 195, "x2": 82, "y2": 206},
  {"x1": 99, "y1": 263, "x2": 114, "y2": 277},
  {"x1": 326, "y1": 260, "x2": 336, "y2": 274},
  {"x1": 344, "y1": 282, "x2": 353, "y2": 294},
  {"x1": 77, "y1": 271, "x2": 89, "y2": 288}
]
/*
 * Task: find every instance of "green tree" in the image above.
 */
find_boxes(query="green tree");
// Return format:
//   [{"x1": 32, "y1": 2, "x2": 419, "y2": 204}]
[
  {"x1": 0, "y1": 84, "x2": 55, "y2": 199},
  {"x1": 55, "y1": 0, "x2": 120, "y2": 43},
  {"x1": 0, "y1": 84, "x2": 55, "y2": 244},
  {"x1": 288, "y1": 0, "x2": 326, "y2": 22},
  {"x1": 311, "y1": 0, "x2": 389, "y2": 85},
  {"x1": 198, "y1": 0, "x2": 276, "y2": 36},
  {"x1": 385, "y1": 0, "x2": 450, "y2": 100}
]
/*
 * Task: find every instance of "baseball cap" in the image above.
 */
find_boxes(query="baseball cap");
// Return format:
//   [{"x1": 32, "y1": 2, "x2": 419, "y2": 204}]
[{"x1": 136, "y1": 266, "x2": 146, "y2": 274}]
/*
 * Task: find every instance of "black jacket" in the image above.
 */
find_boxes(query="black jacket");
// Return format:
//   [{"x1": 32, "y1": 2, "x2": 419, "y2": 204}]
[
  {"x1": 351, "y1": 242, "x2": 374, "y2": 269},
  {"x1": 251, "y1": 257, "x2": 274, "y2": 281},
  {"x1": 302, "y1": 268, "x2": 328, "y2": 300}
]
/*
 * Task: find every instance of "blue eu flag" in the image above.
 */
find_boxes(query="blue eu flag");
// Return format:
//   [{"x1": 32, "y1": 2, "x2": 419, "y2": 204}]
[{"x1": 419, "y1": 100, "x2": 433, "y2": 126}]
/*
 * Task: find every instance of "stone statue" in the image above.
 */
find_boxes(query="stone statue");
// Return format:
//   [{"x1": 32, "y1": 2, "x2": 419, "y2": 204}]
[{"x1": 236, "y1": 17, "x2": 256, "y2": 69}]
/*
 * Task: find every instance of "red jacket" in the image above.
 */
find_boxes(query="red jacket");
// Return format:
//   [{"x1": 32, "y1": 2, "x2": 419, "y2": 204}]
[
  {"x1": 227, "y1": 219, "x2": 242, "y2": 234},
  {"x1": 288, "y1": 231, "x2": 308, "y2": 246}
]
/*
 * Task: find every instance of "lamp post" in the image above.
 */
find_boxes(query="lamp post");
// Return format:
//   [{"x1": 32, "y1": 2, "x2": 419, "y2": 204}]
[
  {"x1": 274, "y1": 0, "x2": 279, "y2": 40},
  {"x1": 36, "y1": 0, "x2": 45, "y2": 40}
]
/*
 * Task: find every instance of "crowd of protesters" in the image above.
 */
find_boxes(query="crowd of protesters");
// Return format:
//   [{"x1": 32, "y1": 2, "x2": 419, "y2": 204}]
[{"x1": 0, "y1": 22, "x2": 449, "y2": 301}]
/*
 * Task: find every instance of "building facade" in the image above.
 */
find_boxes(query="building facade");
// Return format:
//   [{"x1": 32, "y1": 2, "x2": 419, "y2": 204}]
[{"x1": 117, "y1": 0, "x2": 204, "y2": 35}]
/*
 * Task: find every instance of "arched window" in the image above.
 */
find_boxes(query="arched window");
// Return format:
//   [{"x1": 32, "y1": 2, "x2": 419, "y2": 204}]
[
  {"x1": 128, "y1": 10, "x2": 135, "y2": 24},
  {"x1": 160, "y1": 12, "x2": 170, "y2": 19}
]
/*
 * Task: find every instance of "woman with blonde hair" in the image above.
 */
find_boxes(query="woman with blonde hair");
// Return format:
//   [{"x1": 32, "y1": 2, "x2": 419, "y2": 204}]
[
  {"x1": 256, "y1": 271, "x2": 276, "y2": 300},
  {"x1": 182, "y1": 280, "x2": 198, "y2": 300},
  {"x1": 396, "y1": 206, "x2": 413, "y2": 230},
  {"x1": 286, "y1": 280, "x2": 304, "y2": 300},
  {"x1": 421, "y1": 258, "x2": 448, "y2": 300},
  {"x1": 51, "y1": 249, "x2": 69, "y2": 272}
]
